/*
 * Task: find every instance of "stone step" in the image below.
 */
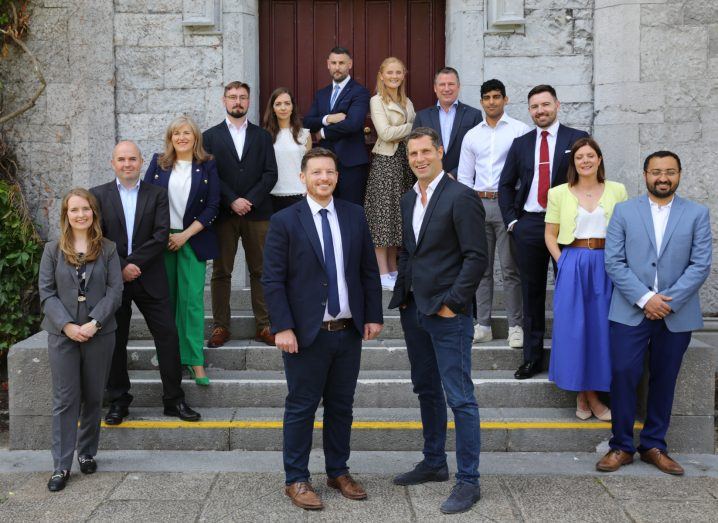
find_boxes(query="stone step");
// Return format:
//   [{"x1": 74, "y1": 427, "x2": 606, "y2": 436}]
[
  {"x1": 128, "y1": 311, "x2": 554, "y2": 340},
  {"x1": 110, "y1": 369, "x2": 575, "y2": 409},
  {"x1": 204, "y1": 287, "x2": 556, "y2": 312},
  {"x1": 125, "y1": 339, "x2": 551, "y2": 371}
]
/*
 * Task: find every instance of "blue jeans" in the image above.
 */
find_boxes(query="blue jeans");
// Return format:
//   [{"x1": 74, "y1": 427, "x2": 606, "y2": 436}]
[{"x1": 400, "y1": 296, "x2": 481, "y2": 484}]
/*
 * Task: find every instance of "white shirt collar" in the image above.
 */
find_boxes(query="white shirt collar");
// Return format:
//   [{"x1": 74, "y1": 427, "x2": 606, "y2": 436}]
[
  {"x1": 226, "y1": 117, "x2": 249, "y2": 131},
  {"x1": 116, "y1": 177, "x2": 141, "y2": 191},
  {"x1": 479, "y1": 112, "x2": 511, "y2": 128},
  {"x1": 436, "y1": 100, "x2": 459, "y2": 111},
  {"x1": 537, "y1": 119, "x2": 560, "y2": 137},
  {"x1": 649, "y1": 196, "x2": 674, "y2": 210},
  {"x1": 333, "y1": 76, "x2": 351, "y2": 90},
  {"x1": 413, "y1": 171, "x2": 445, "y2": 196},
  {"x1": 306, "y1": 194, "x2": 336, "y2": 215}
]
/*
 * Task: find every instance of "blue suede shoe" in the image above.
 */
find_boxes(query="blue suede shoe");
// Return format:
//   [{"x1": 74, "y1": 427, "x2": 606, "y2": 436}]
[
  {"x1": 440, "y1": 482, "x2": 481, "y2": 514},
  {"x1": 392, "y1": 460, "x2": 449, "y2": 486}
]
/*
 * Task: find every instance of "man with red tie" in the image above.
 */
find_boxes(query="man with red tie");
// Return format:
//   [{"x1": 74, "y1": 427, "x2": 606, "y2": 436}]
[{"x1": 498, "y1": 85, "x2": 588, "y2": 379}]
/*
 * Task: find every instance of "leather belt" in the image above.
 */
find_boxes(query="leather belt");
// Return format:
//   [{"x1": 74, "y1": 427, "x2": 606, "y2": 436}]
[
  {"x1": 476, "y1": 191, "x2": 498, "y2": 199},
  {"x1": 320, "y1": 318, "x2": 352, "y2": 331},
  {"x1": 569, "y1": 238, "x2": 606, "y2": 249}
]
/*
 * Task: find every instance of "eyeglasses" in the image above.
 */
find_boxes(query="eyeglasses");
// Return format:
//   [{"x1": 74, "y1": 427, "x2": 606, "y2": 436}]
[
  {"x1": 646, "y1": 169, "x2": 680, "y2": 176},
  {"x1": 225, "y1": 95, "x2": 249, "y2": 102}
]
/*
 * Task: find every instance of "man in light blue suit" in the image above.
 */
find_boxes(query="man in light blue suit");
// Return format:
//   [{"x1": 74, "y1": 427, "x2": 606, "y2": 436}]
[{"x1": 597, "y1": 151, "x2": 712, "y2": 476}]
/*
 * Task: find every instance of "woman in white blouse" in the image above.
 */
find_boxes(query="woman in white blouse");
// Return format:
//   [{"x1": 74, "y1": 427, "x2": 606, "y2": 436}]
[
  {"x1": 262, "y1": 87, "x2": 311, "y2": 212},
  {"x1": 364, "y1": 57, "x2": 415, "y2": 290},
  {"x1": 145, "y1": 116, "x2": 220, "y2": 386}
]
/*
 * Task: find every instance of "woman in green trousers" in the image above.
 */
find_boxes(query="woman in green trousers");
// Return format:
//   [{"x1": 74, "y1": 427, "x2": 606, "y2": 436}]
[{"x1": 145, "y1": 115, "x2": 220, "y2": 385}]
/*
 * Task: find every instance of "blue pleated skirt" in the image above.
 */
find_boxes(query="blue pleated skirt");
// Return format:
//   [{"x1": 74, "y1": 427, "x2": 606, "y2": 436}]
[{"x1": 549, "y1": 247, "x2": 612, "y2": 392}]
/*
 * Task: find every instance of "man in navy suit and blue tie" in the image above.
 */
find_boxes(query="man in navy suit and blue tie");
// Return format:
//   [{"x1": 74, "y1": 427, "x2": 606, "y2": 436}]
[
  {"x1": 262, "y1": 148, "x2": 383, "y2": 510},
  {"x1": 498, "y1": 84, "x2": 588, "y2": 379},
  {"x1": 596, "y1": 151, "x2": 712, "y2": 475},
  {"x1": 304, "y1": 47, "x2": 371, "y2": 206}
]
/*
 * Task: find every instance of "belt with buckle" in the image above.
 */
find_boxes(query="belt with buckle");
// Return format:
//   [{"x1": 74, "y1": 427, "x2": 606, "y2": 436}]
[
  {"x1": 476, "y1": 191, "x2": 498, "y2": 199},
  {"x1": 320, "y1": 319, "x2": 352, "y2": 331},
  {"x1": 569, "y1": 238, "x2": 606, "y2": 250}
]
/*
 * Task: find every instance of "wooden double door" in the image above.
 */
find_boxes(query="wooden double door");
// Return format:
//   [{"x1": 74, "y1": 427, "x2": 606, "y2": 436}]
[{"x1": 259, "y1": 0, "x2": 446, "y2": 139}]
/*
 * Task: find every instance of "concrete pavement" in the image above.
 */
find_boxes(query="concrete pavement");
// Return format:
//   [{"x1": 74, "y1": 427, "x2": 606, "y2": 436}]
[{"x1": 1, "y1": 450, "x2": 717, "y2": 521}]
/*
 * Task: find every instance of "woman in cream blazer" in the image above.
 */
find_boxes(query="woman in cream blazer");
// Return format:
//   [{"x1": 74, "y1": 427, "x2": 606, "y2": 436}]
[{"x1": 364, "y1": 57, "x2": 416, "y2": 290}]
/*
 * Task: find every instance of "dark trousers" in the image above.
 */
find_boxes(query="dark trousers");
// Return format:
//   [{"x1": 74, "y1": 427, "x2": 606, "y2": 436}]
[
  {"x1": 609, "y1": 319, "x2": 691, "y2": 453},
  {"x1": 271, "y1": 194, "x2": 304, "y2": 213},
  {"x1": 400, "y1": 296, "x2": 481, "y2": 485},
  {"x1": 282, "y1": 326, "x2": 362, "y2": 484},
  {"x1": 334, "y1": 163, "x2": 368, "y2": 206},
  {"x1": 106, "y1": 280, "x2": 184, "y2": 408},
  {"x1": 511, "y1": 212, "x2": 555, "y2": 364}
]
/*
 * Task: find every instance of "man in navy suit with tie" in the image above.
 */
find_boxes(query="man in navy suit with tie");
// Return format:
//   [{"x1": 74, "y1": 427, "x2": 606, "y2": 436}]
[
  {"x1": 412, "y1": 67, "x2": 483, "y2": 176},
  {"x1": 498, "y1": 85, "x2": 588, "y2": 379},
  {"x1": 262, "y1": 148, "x2": 383, "y2": 510},
  {"x1": 304, "y1": 47, "x2": 371, "y2": 206}
]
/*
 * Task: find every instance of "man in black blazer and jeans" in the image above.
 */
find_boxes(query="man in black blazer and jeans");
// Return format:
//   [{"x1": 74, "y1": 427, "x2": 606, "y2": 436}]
[
  {"x1": 204, "y1": 81, "x2": 279, "y2": 348},
  {"x1": 91, "y1": 141, "x2": 200, "y2": 424},
  {"x1": 389, "y1": 128, "x2": 488, "y2": 514}
]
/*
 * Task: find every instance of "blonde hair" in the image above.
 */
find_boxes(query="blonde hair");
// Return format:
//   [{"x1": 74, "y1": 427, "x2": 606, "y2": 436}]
[
  {"x1": 375, "y1": 57, "x2": 408, "y2": 107},
  {"x1": 158, "y1": 115, "x2": 211, "y2": 170},
  {"x1": 59, "y1": 188, "x2": 104, "y2": 266}
]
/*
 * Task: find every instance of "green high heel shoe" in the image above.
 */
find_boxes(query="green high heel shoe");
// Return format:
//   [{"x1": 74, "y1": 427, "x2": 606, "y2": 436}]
[{"x1": 186, "y1": 366, "x2": 210, "y2": 386}]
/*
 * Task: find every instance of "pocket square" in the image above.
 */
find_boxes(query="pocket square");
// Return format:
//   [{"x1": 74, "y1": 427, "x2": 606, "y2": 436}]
[{"x1": 564, "y1": 149, "x2": 571, "y2": 153}]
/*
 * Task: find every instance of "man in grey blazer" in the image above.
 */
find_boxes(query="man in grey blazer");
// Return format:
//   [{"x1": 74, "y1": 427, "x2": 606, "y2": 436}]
[
  {"x1": 597, "y1": 151, "x2": 712, "y2": 475},
  {"x1": 412, "y1": 67, "x2": 482, "y2": 177}
]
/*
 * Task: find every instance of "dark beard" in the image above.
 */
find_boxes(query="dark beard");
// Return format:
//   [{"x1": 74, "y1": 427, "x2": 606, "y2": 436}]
[
  {"x1": 227, "y1": 108, "x2": 247, "y2": 119},
  {"x1": 647, "y1": 181, "x2": 678, "y2": 199}
]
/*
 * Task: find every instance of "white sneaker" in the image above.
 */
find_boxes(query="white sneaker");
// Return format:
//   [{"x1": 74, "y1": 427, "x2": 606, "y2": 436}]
[
  {"x1": 508, "y1": 325, "x2": 523, "y2": 349},
  {"x1": 380, "y1": 274, "x2": 395, "y2": 291},
  {"x1": 473, "y1": 324, "x2": 492, "y2": 343}
]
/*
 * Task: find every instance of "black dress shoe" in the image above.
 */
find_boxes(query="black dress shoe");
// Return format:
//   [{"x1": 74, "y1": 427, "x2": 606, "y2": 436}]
[
  {"x1": 164, "y1": 400, "x2": 201, "y2": 422},
  {"x1": 78, "y1": 455, "x2": 97, "y2": 474},
  {"x1": 514, "y1": 361, "x2": 541, "y2": 380},
  {"x1": 104, "y1": 404, "x2": 129, "y2": 425},
  {"x1": 393, "y1": 460, "x2": 449, "y2": 486},
  {"x1": 47, "y1": 470, "x2": 69, "y2": 492}
]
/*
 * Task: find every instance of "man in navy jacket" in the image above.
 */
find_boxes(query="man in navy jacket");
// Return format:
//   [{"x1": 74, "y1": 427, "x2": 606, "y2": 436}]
[
  {"x1": 304, "y1": 47, "x2": 370, "y2": 206},
  {"x1": 262, "y1": 148, "x2": 383, "y2": 510}
]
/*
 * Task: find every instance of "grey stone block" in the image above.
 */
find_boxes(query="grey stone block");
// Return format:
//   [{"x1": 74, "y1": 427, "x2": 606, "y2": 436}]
[
  {"x1": 8, "y1": 333, "x2": 52, "y2": 416},
  {"x1": 115, "y1": 47, "x2": 165, "y2": 89},
  {"x1": 670, "y1": 341, "x2": 715, "y2": 416},
  {"x1": 594, "y1": 82, "x2": 665, "y2": 125},
  {"x1": 9, "y1": 415, "x2": 52, "y2": 450},
  {"x1": 484, "y1": 9, "x2": 576, "y2": 57},
  {"x1": 599, "y1": 476, "x2": 716, "y2": 501},
  {"x1": 664, "y1": 415, "x2": 715, "y2": 454},
  {"x1": 109, "y1": 472, "x2": 215, "y2": 500},
  {"x1": 683, "y1": 0, "x2": 718, "y2": 25},
  {"x1": 484, "y1": 55, "x2": 592, "y2": 89},
  {"x1": 594, "y1": 4, "x2": 640, "y2": 84},
  {"x1": 146, "y1": 88, "x2": 207, "y2": 114},
  {"x1": 164, "y1": 47, "x2": 222, "y2": 89},
  {"x1": 641, "y1": 26, "x2": 708, "y2": 81},
  {"x1": 8, "y1": 470, "x2": 124, "y2": 502},
  {"x1": 115, "y1": 14, "x2": 185, "y2": 47},
  {"x1": 114, "y1": 0, "x2": 182, "y2": 13},
  {"x1": 622, "y1": 500, "x2": 718, "y2": 523},
  {"x1": 88, "y1": 500, "x2": 202, "y2": 522},
  {"x1": 116, "y1": 88, "x2": 150, "y2": 114},
  {"x1": 118, "y1": 113, "x2": 174, "y2": 142}
]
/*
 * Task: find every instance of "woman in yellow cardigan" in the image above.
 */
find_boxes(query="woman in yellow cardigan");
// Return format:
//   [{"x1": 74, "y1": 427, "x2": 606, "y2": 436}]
[{"x1": 545, "y1": 137, "x2": 628, "y2": 420}]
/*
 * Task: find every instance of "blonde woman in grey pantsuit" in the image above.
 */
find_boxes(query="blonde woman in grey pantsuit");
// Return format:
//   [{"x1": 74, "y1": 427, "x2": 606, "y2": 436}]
[{"x1": 38, "y1": 188, "x2": 123, "y2": 492}]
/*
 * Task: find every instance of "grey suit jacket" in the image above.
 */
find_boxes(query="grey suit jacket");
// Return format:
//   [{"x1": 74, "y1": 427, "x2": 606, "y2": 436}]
[{"x1": 39, "y1": 238, "x2": 124, "y2": 335}]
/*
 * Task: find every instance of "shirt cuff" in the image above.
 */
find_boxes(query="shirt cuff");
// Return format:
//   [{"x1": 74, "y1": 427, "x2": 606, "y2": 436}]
[
  {"x1": 636, "y1": 291, "x2": 656, "y2": 309},
  {"x1": 320, "y1": 128, "x2": 325, "y2": 139},
  {"x1": 322, "y1": 115, "x2": 329, "y2": 127},
  {"x1": 507, "y1": 219, "x2": 518, "y2": 232}
]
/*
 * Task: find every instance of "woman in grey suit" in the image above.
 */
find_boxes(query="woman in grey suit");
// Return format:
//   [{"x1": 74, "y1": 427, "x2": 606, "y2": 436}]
[{"x1": 38, "y1": 188, "x2": 123, "y2": 492}]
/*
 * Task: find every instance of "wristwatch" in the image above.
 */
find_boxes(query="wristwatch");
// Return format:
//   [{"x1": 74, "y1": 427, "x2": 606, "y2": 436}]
[{"x1": 91, "y1": 319, "x2": 102, "y2": 330}]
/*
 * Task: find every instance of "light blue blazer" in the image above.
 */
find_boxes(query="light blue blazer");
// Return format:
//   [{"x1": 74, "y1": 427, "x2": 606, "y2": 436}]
[{"x1": 605, "y1": 194, "x2": 712, "y2": 332}]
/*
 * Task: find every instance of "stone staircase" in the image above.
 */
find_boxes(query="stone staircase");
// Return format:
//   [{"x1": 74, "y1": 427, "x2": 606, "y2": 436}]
[{"x1": 9, "y1": 288, "x2": 717, "y2": 453}]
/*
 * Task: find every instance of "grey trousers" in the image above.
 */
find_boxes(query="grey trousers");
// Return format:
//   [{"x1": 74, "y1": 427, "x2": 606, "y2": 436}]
[
  {"x1": 48, "y1": 332, "x2": 114, "y2": 471},
  {"x1": 475, "y1": 199, "x2": 522, "y2": 327}
]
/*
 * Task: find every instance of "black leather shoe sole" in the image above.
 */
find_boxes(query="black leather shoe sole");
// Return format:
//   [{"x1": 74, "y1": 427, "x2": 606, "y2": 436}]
[
  {"x1": 514, "y1": 363, "x2": 541, "y2": 380},
  {"x1": 104, "y1": 406, "x2": 129, "y2": 425},
  {"x1": 47, "y1": 471, "x2": 69, "y2": 492}
]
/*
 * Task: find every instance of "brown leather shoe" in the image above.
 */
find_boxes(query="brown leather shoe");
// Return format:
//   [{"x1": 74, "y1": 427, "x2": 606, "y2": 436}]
[
  {"x1": 255, "y1": 326, "x2": 276, "y2": 346},
  {"x1": 285, "y1": 481, "x2": 323, "y2": 510},
  {"x1": 640, "y1": 448, "x2": 684, "y2": 475},
  {"x1": 207, "y1": 326, "x2": 230, "y2": 348},
  {"x1": 596, "y1": 449, "x2": 634, "y2": 472},
  {"x1": 327, "y1": 473, "x2": 367, "y2": 500}
]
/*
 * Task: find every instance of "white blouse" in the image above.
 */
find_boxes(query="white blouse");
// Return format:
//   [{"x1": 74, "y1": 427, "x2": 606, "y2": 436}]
[
  {"x1": 574, "y1": 205, "x2": 607, "y2": 239},
  {"x1": 168, "y1": 160, "x2": 192, "y2": 229},
  {"x1": 271, "y1": 128, "x2": 309, "y2": 196}
]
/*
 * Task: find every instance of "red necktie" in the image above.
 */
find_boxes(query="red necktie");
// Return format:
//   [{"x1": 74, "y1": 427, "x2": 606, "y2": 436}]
[{"x1": 538, "y1": 130, "x2": 550, "y2": 208}]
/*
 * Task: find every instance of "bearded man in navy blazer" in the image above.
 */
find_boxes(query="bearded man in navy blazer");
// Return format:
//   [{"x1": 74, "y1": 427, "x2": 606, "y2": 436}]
[
  {"x1": 262, "y1": 148, "x2": 383, "y2": 511},
  {"x1": 498, "y1": 84, "x2": 588, "y2": 379},
  {"x1": 304, "y1": 47, "x2": 371, "y2": 206},
  {"x1": 412, "y1": 67, "x2": 483, "y2": 176}
]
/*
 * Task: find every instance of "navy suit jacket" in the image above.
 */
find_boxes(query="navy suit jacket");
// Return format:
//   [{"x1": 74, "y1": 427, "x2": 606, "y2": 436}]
[
  {"x1": 203, "y1": 121, "x2": 278, "y2": 221},
  {"x1": 412, "y1": 102, "x2": 483, "y2": 176},
  {"x1": 498, "y1": 124, "x2": 588, "y2": 227},
  {"x1": 304, "y1": 78, "x2": 370, "y2": 168},
  {"x1": 389, "y1": 175, "x2": 488, "y2": 315},
  {"x1": 262, "y1": 197, "x2": 383, "y2": 347},
  {"x1": 143, "y1": 153, "x2": 220, "y2": 261}
]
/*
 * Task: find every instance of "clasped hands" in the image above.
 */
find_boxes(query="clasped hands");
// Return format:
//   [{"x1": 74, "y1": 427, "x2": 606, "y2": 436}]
[
  {"x1": 231, "y1": 197, "x2": 253, "y2": 216},
  {"x1": 275, "y1": 322, "x2": 383, "y2": 354},
  {"x1": 63, "y1": 321, "x2": 98, "y2": 342},
  {"x1": 644, "y1": 293, "x2": 673, "y2": 320}
]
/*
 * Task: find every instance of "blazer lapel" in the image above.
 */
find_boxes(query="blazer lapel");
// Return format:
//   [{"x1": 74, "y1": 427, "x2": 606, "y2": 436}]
[
  {"x1": 637, "y1": 194, "x2": 658, "y2": 254},
  {"x1": 297, "y1": 201, "x2": 326, "y2": 270},
  {"x1": 403, "y1": 193, "x2": 417, "y2": 253},
  {"x1": 240, "y1": 124, "x2": 256, "y2": 162},
  {"x1": 551, "y1": 124, "x2": 570, "y2": 182},
  {"x1": 658, "y1": 196, "x2": 685, "y2": 258},
  {"x1": 429, "y1": 106, "x2": 441, "y2": 142},
  {"x1": 83, "y1": 259, "x2": 96, "y2": 289},
  {"x1": 108, "y1": 183, "x2": 128, "y2": 236},
  {"x1": 333, "y1": 80, "x2": 353, "y2": 110},
  {"x1": 63, "y1": 252, "x2": 79, "y2": 285},
  {"x1": 416, "y1": 175, "x2": 448, "y2": 248},
  {"x1": 133, "y1": 182, "x2": 149, "y2": 238},
  {"x1": 447, "y1": 103, "x2": 464, "y2": 153},
  {"x1": 219, "y1": 121, "x2": 241, "y2": 164},
  {"x1": 186, "y1": 161, "x2": 202, "y2": 213}
]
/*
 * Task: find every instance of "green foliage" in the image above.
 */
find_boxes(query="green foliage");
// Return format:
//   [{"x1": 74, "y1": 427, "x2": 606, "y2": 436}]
[{"x1": 0, "y1": 179, "x2": 41, "y2": 359}]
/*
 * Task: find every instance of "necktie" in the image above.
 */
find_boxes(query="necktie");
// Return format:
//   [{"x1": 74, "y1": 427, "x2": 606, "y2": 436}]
[
  {"x1": 538, "y1": 130, "x2": 550, "y2": 208},
  {"x1": 319, "y1": 209, "x2": 340, "y2": 317},
  {"x1": 330, "y1": 84, "x2": 341, "y2": 110}
]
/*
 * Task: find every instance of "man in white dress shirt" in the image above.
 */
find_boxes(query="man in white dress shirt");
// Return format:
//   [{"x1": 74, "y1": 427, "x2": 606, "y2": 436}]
[{"x1": 458, "y1": 79, "x2": 529, "y2": 347}]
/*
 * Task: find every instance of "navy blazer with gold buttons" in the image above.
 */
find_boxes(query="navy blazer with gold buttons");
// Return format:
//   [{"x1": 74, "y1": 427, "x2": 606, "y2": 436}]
[{"x1": 144, "y1": 153, "x2": 220, "y2": 261}]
